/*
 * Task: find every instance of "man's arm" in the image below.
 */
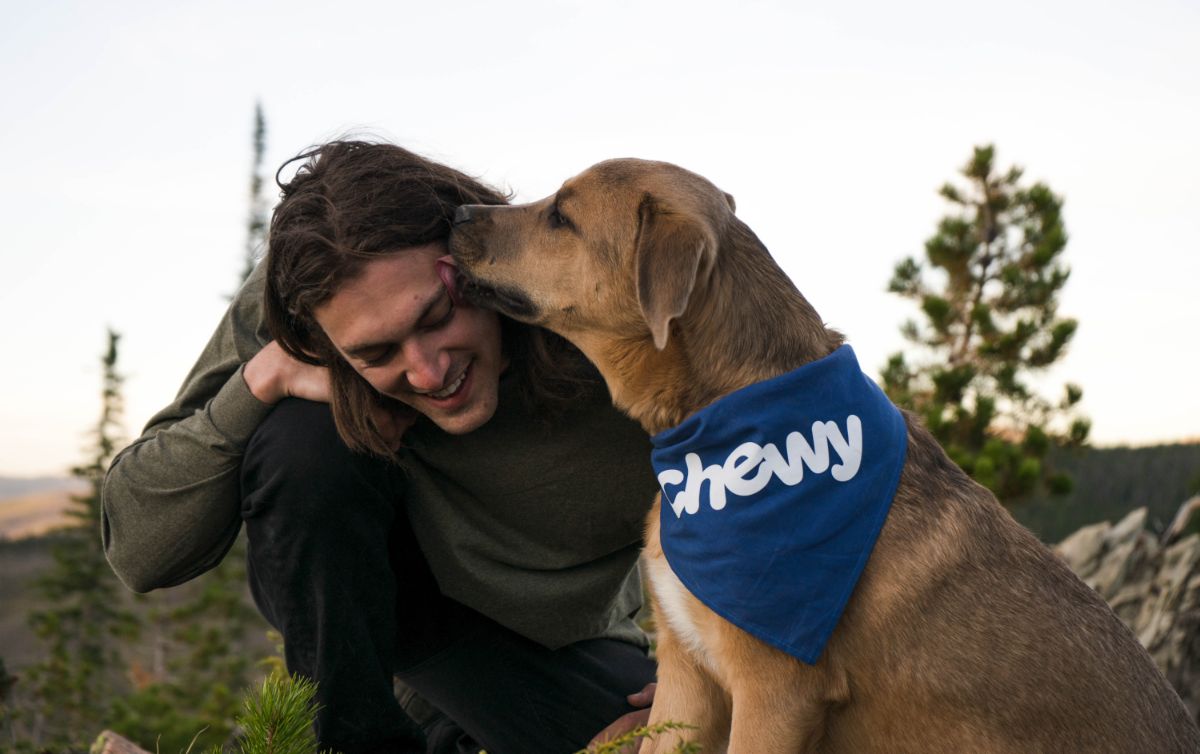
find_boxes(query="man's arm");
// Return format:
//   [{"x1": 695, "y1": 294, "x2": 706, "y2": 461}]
[{"x1": 102, "y1": 264, "x2": 286, "y2": 592}]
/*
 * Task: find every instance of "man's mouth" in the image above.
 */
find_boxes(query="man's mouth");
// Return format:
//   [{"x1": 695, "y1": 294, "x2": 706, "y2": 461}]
[{"x1": 424, "y1": 363, "x2": 470, "y2": 401}]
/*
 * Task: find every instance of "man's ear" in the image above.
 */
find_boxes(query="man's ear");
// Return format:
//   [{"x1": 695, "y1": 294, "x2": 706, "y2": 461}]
[{"x1": 635, "y1": 195, "x2": 716, "y2": 350}]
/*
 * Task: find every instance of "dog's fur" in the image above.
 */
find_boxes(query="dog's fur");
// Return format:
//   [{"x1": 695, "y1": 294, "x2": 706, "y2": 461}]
[{"x1": 448, "y1": 159, "x2": 1200, "y2": 753}]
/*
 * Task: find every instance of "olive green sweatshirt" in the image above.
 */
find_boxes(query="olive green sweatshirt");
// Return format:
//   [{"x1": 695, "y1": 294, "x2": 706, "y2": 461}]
[{"x1": 101, "y1": 262, "x2": 658, "y2": 650}]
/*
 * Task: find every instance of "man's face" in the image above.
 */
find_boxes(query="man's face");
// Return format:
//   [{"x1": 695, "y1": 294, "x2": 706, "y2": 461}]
[{"x1": 314, "y1": 242, "x2": 507, "y2": 435}]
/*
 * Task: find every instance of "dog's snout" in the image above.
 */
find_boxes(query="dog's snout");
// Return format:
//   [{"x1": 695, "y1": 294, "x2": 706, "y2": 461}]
[{"x1": 453, "y1": 205, "x2": 474, "y2": 226}]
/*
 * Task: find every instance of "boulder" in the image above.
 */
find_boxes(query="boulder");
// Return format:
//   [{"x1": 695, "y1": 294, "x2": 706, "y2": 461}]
[{"x1": 1054, "y1": 501, "x2": 1200, "y2": 720}]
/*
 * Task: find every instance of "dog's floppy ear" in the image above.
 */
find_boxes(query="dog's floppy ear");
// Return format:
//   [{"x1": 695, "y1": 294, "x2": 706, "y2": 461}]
[{"x1": 635, "y1": 194, "x2": 716, "y2": 350}]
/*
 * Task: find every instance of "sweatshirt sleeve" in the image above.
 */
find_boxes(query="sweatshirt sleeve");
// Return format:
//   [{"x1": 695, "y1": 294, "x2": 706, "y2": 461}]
[{"x1": 102, "y1": 263, "x2": 275, "y2": 592}]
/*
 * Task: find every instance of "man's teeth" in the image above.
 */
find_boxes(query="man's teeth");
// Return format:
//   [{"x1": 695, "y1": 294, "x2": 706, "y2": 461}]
[{"x1": 429, "y1": 369, "x2": 467, "y2": 399}]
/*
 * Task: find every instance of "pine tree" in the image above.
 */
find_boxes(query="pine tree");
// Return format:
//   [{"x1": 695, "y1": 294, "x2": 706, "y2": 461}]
[
  {"x1": 884, "y1": 145, "x2": 1090, "y2": 501},
  {"x1": 107, "y1": 551, "x2": 261, "y2": 751},
  {"x1": 156, "y1": 97, "x2": 271, "y2": 745},
  {"x1": 25, "y1": 329, "x2": 140, "y2": 749},
  {"x1": 238, "y1": 101, "x2": 269, "y2": 287},
  {"x1": 231, "y1": 674, "x2": 321, "y2": 754},
  {"x1": 0, "y1": 656, "x2": 19, "y2": 746},
  {"x1": 108, "y1": 105, "x2": 273, "y2": 750}
]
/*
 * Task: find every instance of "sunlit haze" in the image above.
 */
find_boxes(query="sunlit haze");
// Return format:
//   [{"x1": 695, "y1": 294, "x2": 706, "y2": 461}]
[{"x1": 1, "y1": 0, "x2": 1197, "y2": 476}]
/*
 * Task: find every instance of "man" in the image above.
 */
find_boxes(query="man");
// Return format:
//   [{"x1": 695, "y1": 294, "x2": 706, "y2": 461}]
[{"x1": 102, "y1": 141, "x2": 658, "y2": 754}]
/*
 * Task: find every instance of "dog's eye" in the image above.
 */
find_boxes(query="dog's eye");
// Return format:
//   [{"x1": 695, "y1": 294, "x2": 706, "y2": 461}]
[{"x1": 549, "y1": 206, "x2": 570, "y2": 230}]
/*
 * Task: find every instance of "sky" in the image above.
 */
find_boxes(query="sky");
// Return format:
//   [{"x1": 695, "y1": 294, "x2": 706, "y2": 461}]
[{"x1": 0, "y1": 0, "x2": 1197, "y2": 477}]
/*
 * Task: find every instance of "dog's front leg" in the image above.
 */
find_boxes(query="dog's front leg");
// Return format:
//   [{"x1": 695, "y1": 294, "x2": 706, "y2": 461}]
[
  {"x1": 724, "y1": 661, "x2": 830, "y2": 754},
  {"x1": 638, "y1": 620, "x2": 730, "y2": 754}
]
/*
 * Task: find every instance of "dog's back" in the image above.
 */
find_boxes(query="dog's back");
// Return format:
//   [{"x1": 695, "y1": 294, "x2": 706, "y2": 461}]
[
  {"x1": 448, "y1": 157, "x2": 1200, "y2": 752},
  {"x1": 825, "y1": 422, "x2": 1200, "y2": 752}
]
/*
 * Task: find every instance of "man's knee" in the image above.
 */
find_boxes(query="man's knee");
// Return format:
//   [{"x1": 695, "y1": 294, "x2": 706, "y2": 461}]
[
  {"x1": 245, "y1": 398, "x2": 343, "y2": 473},
  {"x1": 240, "y1": 399, "x2": 406, "y2": 621},
  {"x1": 240, "y1": 398, "x2": 401, "y2": 525}
]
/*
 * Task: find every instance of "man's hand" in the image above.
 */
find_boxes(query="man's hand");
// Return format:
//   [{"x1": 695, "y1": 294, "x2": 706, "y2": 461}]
[
  {"x1": 589, "y1": 683, "x2": 656, "y2": 751},
  {"x1": 244, "y1": 341, "x2": 414, "y2": 450},
  {"x1": 375, "y1": 403, "x2": 418, "y2": 449},
  {"x1": 243, "y1": 341, "x2": 332, "y2": 405}
]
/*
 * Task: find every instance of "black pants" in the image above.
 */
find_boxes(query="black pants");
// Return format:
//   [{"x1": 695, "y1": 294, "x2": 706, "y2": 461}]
[{"x1": 240, "y1": 399, "x2": 656, "y2": 754}]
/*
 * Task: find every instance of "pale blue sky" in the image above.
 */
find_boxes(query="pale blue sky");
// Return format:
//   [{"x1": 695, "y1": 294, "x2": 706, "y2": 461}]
[{"x1": 1, "y1": 0, "x2": 1197, "y2": 476}]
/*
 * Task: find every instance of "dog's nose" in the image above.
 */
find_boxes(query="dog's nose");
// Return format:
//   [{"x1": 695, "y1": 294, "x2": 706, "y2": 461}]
[{"x1": 453, "y1": 205, "x2": 473, "y2": 226}]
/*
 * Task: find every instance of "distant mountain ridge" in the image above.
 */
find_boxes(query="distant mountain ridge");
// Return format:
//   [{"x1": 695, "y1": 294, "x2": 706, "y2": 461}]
[
  {"x1": 0, "y1": 476, "x2": 82, "y2": 501},
  {"x1": 1011, "y1": 442, "x2": 1200, "y2": 542},
  {"x1": 0, "y1": 478, "x2": 88, "y2": 540},
  {"x1": 2, "y1": 442, "x2": 1197, "y2": 542}
]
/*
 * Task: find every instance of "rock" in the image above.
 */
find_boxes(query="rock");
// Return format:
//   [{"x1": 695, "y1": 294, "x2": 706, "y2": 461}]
[
  {"x1": 91, "y1": 730, "x2": 151, "y2": 754},
  {"x1": 1056, "y1": 502, "x2": 1200, "y2": 721},
  {"x1": 1055, "y1": 520, "x2": 1111, "y2": 577},
  {"x1": 1137, "y1": 535, "x2": 1200, "y2": 651},
  {"x1": 1107, "y1": 507, "x2": 1148, "y2": 550},
  {"x1": 1086, "y1": 537, "x2": 1140, "y2": 595},
  {"x1": 1166, "y1": 496, "x2": 1200, "y2": 544}
]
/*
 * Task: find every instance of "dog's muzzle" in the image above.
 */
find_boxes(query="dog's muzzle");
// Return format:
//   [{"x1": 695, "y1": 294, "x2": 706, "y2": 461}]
[{"x1": 448, "y1": 207, "x2": 540, "y2": 322}]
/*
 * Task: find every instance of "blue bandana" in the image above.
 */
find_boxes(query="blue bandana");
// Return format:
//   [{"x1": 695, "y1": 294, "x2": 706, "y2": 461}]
[{"x1": 650, "y1": 345, "x2": 907, "y2": 664}]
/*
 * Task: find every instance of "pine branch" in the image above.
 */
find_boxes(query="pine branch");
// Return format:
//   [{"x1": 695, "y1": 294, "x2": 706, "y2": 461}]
[
  {"x1": 237, "y1": 674, "x2": 321, "y2": 754},
  {"x1": 885, "y1": 145, "x2": 1089, "y2": 500},
  {"x1": 571, "y1": 721, "x2": 701, "y2": 754}
]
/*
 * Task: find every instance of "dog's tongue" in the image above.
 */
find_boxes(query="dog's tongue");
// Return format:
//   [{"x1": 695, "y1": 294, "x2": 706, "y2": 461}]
[{"x1": 435, "y1": 255, "x2": 464, "y2": 306}]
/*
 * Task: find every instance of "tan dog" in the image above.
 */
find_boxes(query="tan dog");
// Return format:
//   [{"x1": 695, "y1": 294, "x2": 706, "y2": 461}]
[{"x1": 448, "y1": 159, "x2": 1200, "y2": 753}]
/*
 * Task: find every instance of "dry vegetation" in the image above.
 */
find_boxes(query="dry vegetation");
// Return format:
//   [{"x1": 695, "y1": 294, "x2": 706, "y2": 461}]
[{"x1": 0, "y1": 484, "x2": 86, "y2": 541}]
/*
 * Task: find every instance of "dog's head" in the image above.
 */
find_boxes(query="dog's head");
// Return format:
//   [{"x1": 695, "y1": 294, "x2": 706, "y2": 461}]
[{"x1": 448, "y1": 158, "x2": 738, "y2": 352}]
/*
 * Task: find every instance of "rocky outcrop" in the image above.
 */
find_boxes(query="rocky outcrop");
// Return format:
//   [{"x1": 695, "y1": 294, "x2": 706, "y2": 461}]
[
  {"x1": 1055, "y1": 497, "x2": 1200, "y2": 719},
  {"x1": 92, "y1": 730, "x2": 152, "y2": 754}
]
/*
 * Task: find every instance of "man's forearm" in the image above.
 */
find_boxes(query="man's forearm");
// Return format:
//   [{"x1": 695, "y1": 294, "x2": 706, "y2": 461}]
[{"x1": 102, "y1": 366, "x2": 273, "y2": 591}]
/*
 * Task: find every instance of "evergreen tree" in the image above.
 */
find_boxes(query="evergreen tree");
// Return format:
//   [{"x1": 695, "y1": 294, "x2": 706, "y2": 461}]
[
  {"x1": 134, "y1": 100, "x2": 272, "y2": 748},
  {"x1": 0, "y1": 656, "x2": 19, "y2": 746},
  {"x1": 25, "y1": 329, "x2": 140, "y2": 749},
  {"x1": 107, "y1": 553, "x2": 261, "y2": 751},
  {"x1": 238, "y1": 101, "x2": 269, "y2": 286},
  {"x1": 884, "y1": 145, "x2": 1090, "y2": 500},
  {"x1": 193, "y1": 101, "x2": 269, "y2": 723},
  {"x1": 109, "y1": 104, "x2": 273, "y2": 750},
  {"x1": 229, "y1": 674, "x2": 321, "y2": 754}
]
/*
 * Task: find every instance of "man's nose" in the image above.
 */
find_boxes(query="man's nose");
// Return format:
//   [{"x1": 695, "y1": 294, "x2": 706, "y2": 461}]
[{"x1": 401, "y1": 338, "x2": 449, "y2": 392}]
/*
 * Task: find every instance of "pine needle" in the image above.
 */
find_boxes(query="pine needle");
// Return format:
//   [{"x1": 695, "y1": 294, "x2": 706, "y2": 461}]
[
  {"x1": 572, "y1": 720, "x2": 700, "y2": 754},
  {"x1": 235, "y1": 674, "x2": 321, "y2": 754}
]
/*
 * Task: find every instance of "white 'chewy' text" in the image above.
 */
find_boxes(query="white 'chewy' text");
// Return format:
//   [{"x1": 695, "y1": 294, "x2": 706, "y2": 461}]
[{"x1": 657, "y1": 415, "x2": 863, "y2": 518}]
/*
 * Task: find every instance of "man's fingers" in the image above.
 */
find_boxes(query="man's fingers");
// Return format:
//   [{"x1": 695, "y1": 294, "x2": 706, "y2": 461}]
[
  {"x1": 588, "y1": 708, "x2": 651, "y2": 748},
  {"x1": 586, "y1": 683, "x2": 657, "y2": 749},
  {"x1": 376, "y1": 407, "x2": 418, "y2": 449},
  {"x1": 245, "y1": 341, "x2": 332, "y2": 405},
  {"x1": 627, "y1": 681, "x2": 657, "y2": 707}
]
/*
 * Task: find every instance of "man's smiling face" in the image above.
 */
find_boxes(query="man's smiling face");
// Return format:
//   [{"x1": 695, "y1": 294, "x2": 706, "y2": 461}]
[{"x1": 314, "y1": 241, "x2": 507, "y2": 435}]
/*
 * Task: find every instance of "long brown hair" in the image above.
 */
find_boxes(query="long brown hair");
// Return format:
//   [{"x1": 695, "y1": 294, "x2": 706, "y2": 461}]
[{"x1": 264, "y1": 140, "x2": 598, "y2": 459}]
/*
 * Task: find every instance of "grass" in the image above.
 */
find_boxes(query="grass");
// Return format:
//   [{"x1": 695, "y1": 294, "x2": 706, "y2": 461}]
[{"x1": 569, "y1": 721, "x2": 700, "y2": 754}]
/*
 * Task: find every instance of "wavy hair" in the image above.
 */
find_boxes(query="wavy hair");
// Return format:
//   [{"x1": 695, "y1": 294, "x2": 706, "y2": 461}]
[{"x1": 263, "y1": 140, "x2": 598, "y2": 459}]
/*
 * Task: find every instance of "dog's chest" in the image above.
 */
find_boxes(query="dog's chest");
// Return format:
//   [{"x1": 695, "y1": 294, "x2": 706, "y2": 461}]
[{"x1": 645, "y1": 551, "x2": 721, "y2": 674}]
